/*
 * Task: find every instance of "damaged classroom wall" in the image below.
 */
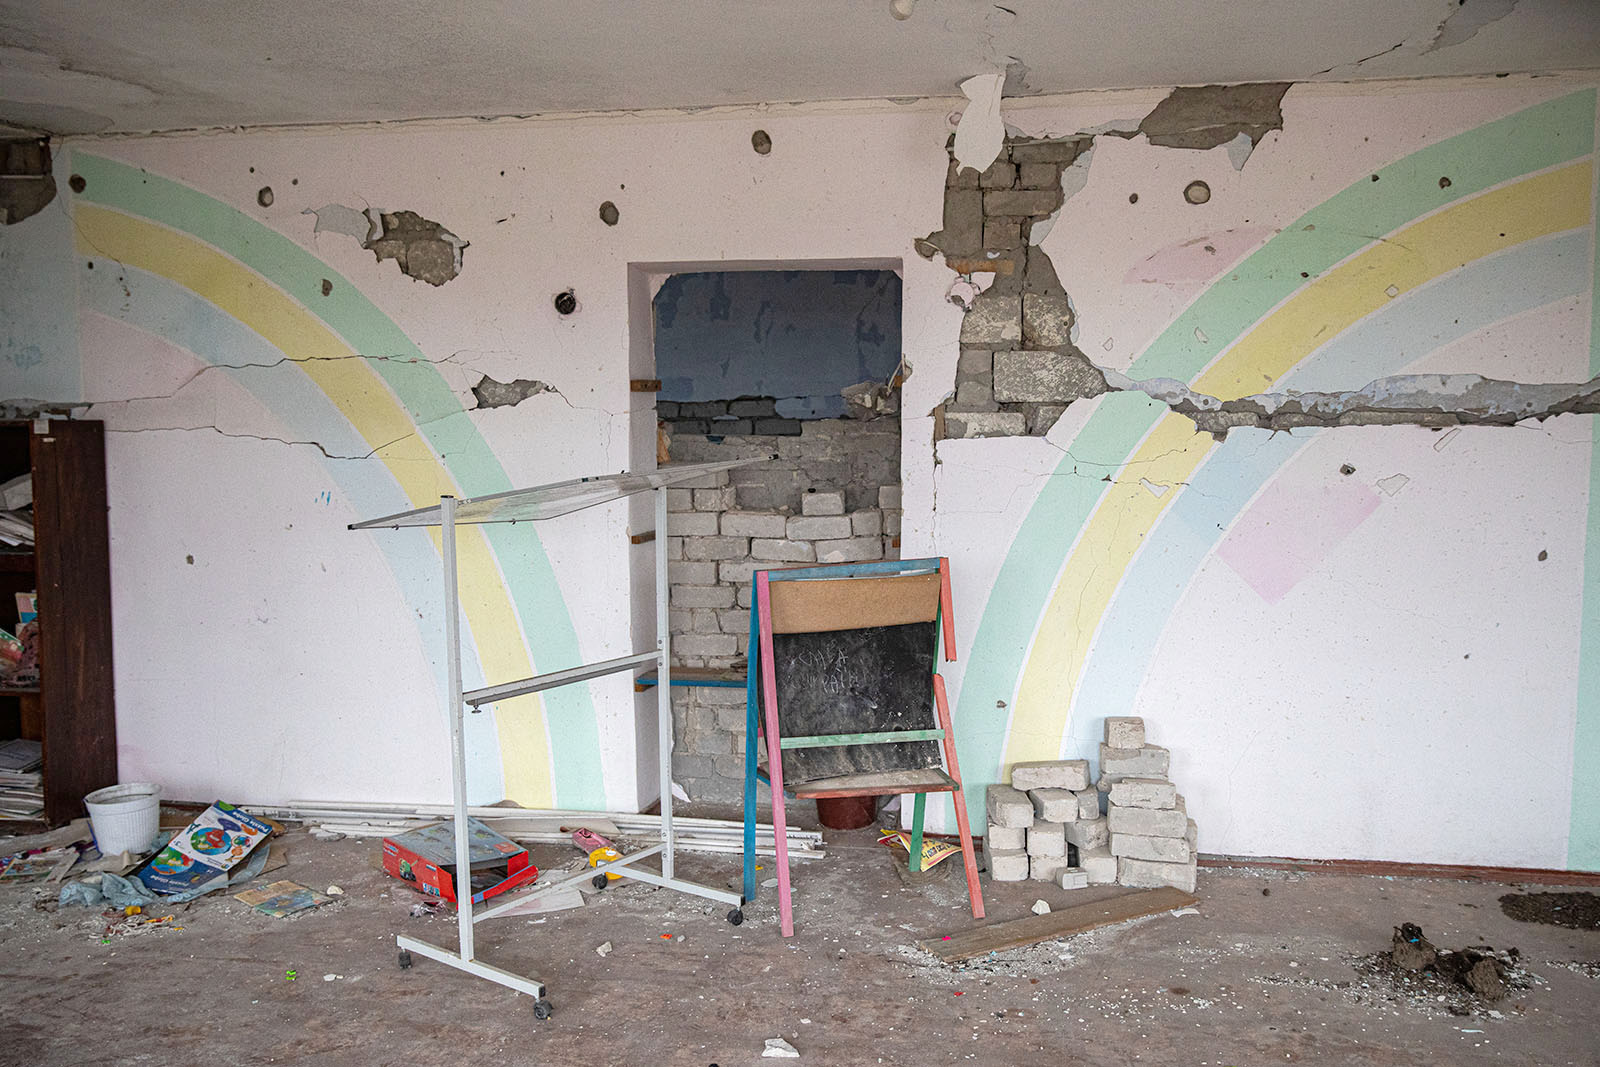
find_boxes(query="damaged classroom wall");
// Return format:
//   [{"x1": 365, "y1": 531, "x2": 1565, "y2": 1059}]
[{"x1": 1, "y1": 73, "x2": 1598, "y2": 871}]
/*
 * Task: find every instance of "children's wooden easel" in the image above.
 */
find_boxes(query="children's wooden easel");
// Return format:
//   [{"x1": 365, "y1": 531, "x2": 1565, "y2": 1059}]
[{"x1": 740, "y1": 557, "x2": 984, "y2": 937}]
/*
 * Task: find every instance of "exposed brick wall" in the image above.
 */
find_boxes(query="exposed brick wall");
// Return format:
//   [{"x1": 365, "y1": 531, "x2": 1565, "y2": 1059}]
[{"x1": 661, "y1": 419, "x2": 901, "y2": 801}]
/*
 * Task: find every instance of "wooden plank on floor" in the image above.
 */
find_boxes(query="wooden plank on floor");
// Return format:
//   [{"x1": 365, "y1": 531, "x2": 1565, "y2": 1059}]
[{"x1": 918, "y1": 886, "x2": 1198, "y2": 963}]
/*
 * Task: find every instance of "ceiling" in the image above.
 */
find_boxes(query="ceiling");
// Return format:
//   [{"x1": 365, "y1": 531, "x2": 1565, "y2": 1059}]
[{"x1": 1, "y1": 0, "x2": 1597, "y2": 136}]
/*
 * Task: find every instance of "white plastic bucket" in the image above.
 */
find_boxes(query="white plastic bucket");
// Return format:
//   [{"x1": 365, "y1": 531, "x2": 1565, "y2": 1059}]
[{"x1": 83, "y1": 783, "x2": 162, "y2": 855}]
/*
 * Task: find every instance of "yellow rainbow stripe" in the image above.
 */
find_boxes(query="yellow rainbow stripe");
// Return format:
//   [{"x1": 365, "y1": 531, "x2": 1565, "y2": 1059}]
[
  {"x1": 1003, "y1": 161, "x2": 1594, "y2": 769},
  {"x1": 75, "y1": 204, "x2": 555, "y2": 805}
]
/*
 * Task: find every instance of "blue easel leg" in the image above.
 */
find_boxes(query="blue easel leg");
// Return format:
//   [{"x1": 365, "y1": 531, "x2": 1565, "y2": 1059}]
[{"x1": 743, "y1": 600, "x2": 760, "y2": 904}]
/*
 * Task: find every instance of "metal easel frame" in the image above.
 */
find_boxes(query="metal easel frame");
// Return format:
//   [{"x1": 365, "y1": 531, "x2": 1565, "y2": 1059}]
[{"x1": 350, "y1": 457, "x2": 764, "y2": 1010}]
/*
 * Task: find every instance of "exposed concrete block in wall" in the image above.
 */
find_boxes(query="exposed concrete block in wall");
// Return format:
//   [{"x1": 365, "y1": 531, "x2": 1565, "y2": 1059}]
[
  {"x1": 696, "y1": 685, "x2": 747, "y2": 706},
  {"x1": 720, "y1": 511, "x2": 788, "y2": 538},
  {"x1": 952, "y1": 379, "x2": 999, "y2": 412},
  {"x1": 669, "y1": 608, "x2": 694, "y2": 633},
  {"x1": 956, "y1": 350, "x2": 992, "y2": 381},
  {"x1": 670, "y1": 511, "x2": 720, "y2": 536},
  {"x1": 1111, "y1": 833, "x2": 1192, "y2": 863},
  {"x1": 1099, "y1": 744, "x2": 1171, "y2": 782},
  {"x1": 878, "y1": 484, "x2": 902, "y2": 510},
  {"x1": 674, "y1": 633, "x2": 737, "y2": 658},
  {"x1": 850, "y1": 510, "x2": 882, "y2": 537},
  {"x1": 977, "y1": 159, "x2": 1017, "y2": 189},
  {"x1": 718, "y1": 609, "x2": 749, "y2": 633},
  {"x1": 754, "y1": 418, "x2": 802, "y2": 435},
  {"x1": 1107, "y1": 800, "x2": 1187, "y2": 838},
  {"x1": 751, "y1": 539, "x2": 816, "y2": 563},
  {"x1": 736, "y1": 586, "x2": 754, "y2": 609},
  {"x1": 1028, "y1": 788, "x2": 1078, "y2": 823},
  {"x1": 683, "y1": 536, "x2": 750, "y2": 561},
  {"x1": 670, "y1": 584, "x2": 735, "y2": 609},
  {"x1": 788, "y1": 515, "x2": 852, "y2": 540},
  {"x1": 993, "y1": 351, "x2": 1104, "y2": 404},
  {"x1": 1108, "y1": 777, "x2": 1177, "y2": 810},
  {"x1": 718, "y1": 559, "x2": 762, "y2": 586},
  {"x1": 668, "y1": 561, "x2": 718, "y2": 586},
  {"x1": 983, "y1": 216, "x2": 1023, "y2": 251},
  {"x1": 1017, "y1": 162, "x2": 1062, "y2": 188},
  {"x1": 985, "y1": 784, "x2": 1033, "y2": 829},
  {"x1": 883, "y1": 510, "x2": 901, "y2": 537},
  {"x1": 1025, "y1": 404, "x2": 1068, "y2": 435},
  {"x1": 1030, "y1": 855, "x2": 1072, "y2": 882},
  {"x1": 940, "y1": 188, "x2": 984, "y2": 257},
  {"x1": 1011, "y1": 760, "x2": 1090, "y2": 792},
  {"x1": 815, "y1": 537, "x2": 885, "y2": 564},
  {"x1": 1026, "y1": 820, "x2": 1066, "y2": 857},
  {"x1": 1104, "y1": 717, "x2": 1145, "y2": 749},
  {"x1": 988, "y1": 849, "x2": 1029, "y2": 881},
  {"x1": 728, "y1": 397, "x2": 778, "y2": 418},
  {"x1": 671, "y1": 470, "x2": 729, "y2": 490},
  {"x1": 958, "y1": 292, "x2": 1021, "y2": 347},
  {"x1": 1078, "y1": 844, "x2": 1118, "y2": 885},
  {"x1": 802, "y1": 490, "x2": 846, "y2": 516},
  {"x1": 666, "y1": 488, "x2": 695, "y2": 512},
  {"x1": 1010, "y1": 138, "x2": 1091, "y2": 164},
  {"x1": 1117, "y1": 856, "x2": 1197, "y2": 894},
  {"x1": 689, "y1": 609, "x2": 722, "y2": 634},
  {"x1": 983, "y1": 188, "x2": 1063, "y2": 217},
  {"x1": 695, "y1": 486, "x2": 738, "y2": 511},
  {"x1": 679, "y1": 401, "x2": 728, "y2": 419},
  {"x1": 987, "y1": 823, "x2": 1026, "y2": 851},
  {"x1": 1022, "y1": 291, "x2": 1076, "y2": 348},
  {"x1": 1065, "y1": 817, "x2": 1108, "y2": 850},
  {"x1": 946, "y1": 411, "x2": 1028, "y2": 438},
  {"x1": 1074, "y1": 789, "x2": 1100, "y2": 820}
]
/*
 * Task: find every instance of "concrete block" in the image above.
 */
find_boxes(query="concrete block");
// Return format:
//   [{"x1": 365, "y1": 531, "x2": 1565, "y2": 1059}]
[
  {"x1": 683, "y1": 536, "x2": 750, "y2": 561},
  {"x1": 1018, "y1": 162, "x2": 1062, "y2": 188},
  {"x1": 694, "y1": 486, "x2": 737, "y2": 511},
  {"x1": 666, "y1": 488, "x2": 695, "y2": 512},
  {"x1": 736, "y1": 586, "x2": 754, "y2": 609},
  {"x1": 1117, "y1": 856, "x2": 1197, "y2": 894},
  {"x1": 1111, "y1": 833, "x2": 1192, "y2": 863},
  {"x1": 1027, "y1": 788, "x2": 1079, "y2": 823},
  {"x1": 720, "y1": 511, "x2": 788, "y2": 538},
  {"x1": 815, "y1": 536, "x2": 884, "y2": 564},
  {"x1": 1010, "y1": 138, "x2": 1089, "y2": 164},
  {"x1": 670, "y1": 511, "x2": 720, "y2": 536},
  {"x1": 985, "y1": 784, "x2": 1033, "y2": 829},
  {"x1": 1078, "y1": 845, "x2": 1118, "y2": 885},
  {"x1": 787, "y1": 515, "x2": 852, "y2": 540},
  {"x1": 719, "y1": 609, "x2": 749, "y2": 633},
  {"x1": 988, "y1": 848, "x2": 1029, "y2": 882},
  {"x1": 984, "y1": 188, "x2": 1062, "y2": 217},
  {"x1": 883, "y1": 510, "x2": 901, "y2": 537},
  {"x1": 1010, "y1": 759, "x2": 1090, "y2": 792},
  {"x1": 690, "y1": 609, "x2": 721, "y2": 634},
  {"x1": 670, "y1": 584, "x2": 735, "y2": 609},
  {"x1": 669, "y1": 608, "x2": 693, "y2": 633},
  {"x1": 665, "y1": 536, "x2": 683, "y2": 561},
  {"x1": 951, "y1": 379, "x2": 998, "y2": 411},
  {"x1": 801, "y1": 490, "x2": 846, "y2": 516},
  {"x1": 674, "y1": 633, "x2": 737, "y2": 658},
  {"x1": 754, "y1": 417, "x2": 802, "y2": 435},
  {"x1": 939, "y1": 188, "x2": 984, "y2": 256},
  {"x1": 718, "y1": 559, "x2": 761, "y2": 585},
  {"x1": 958, "y1": 291, "x2": 1021, "y2": 347},
  {"x1": 1108, "y1": 777, "x2": 1178, "y2": 810},
  {"x1": 977, "y1": 159, "x2": 1017, "y2": 189},
  {"x1": 1107, "y1": 800, "x2": 1188, "y2": 838},
  {"x1": 878, "y1": 484, "x2": 903, "y2": 510},
  {"x1": 1098, "y1": 743, "x2": 1170, "y2": 781},
  {"x1": 751, "y1": 539, "x2": 816, "y2": 563},
  {"x1": 946, "y1": 411, "x2": 1027, "y2": 438},
  {"x1": 1186, "y1": 819, "x2": 1198, "y2": 850},
  {"x1": 1074, "y1": 789, "x2": 1100, "y2": 820},
  {"x1": 1104, "y1": 716, "x2": 1145, "y2": 749},
  {"x1": 667, "y1": 561, "x2": 717, "y2": 586},
  {"x1": 1021, "y1": 290, "x2": 1075, "y2": 348},
  {"x1": 1057, "y1": 869, "x2": 1089, "y2": 891},
  {"x1": 993, "y1": 351, "x2": 1104, "y2": 404},
  {"x1": 849, "y1": 510, "x2": 882, "y2": 537},
  {"x1": 986, "y1": 823, "x2": 1026, "y2": 851},
  {"x1": 1064, "y1": 817, "x2": 1108, "y2": 850},
  {"x1": 1025, "y1": 821, "x2": 1066, "y2": 857},
  {"x1": 1029, "y1": 854, "x2": 1072, "y2": 882}
]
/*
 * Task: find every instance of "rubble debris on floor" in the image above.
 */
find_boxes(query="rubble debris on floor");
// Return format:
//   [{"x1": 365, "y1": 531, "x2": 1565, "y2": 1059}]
[{"x1": 1499, "y1": 889, "x2": 1600, "y2": 930}]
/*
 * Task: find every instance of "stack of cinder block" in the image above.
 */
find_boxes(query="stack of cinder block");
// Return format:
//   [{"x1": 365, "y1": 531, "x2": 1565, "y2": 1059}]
[
  {"x1": 1101, "y1": 716, "x2": 1197, "y2": 893},
  {"x1": 984, "y1": 758, "x2": 1116, "y2": 891},
  {"x1": 983, "y1": 715, "x2": 1197, "y2": 894}
]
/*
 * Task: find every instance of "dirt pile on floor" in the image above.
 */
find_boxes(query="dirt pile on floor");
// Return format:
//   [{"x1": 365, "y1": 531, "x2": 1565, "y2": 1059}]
[
  {"x1": 1349, "y1": 921, "x2": 1527, "y2": 1011},
  {"x1": 1499, "y1": 891, "x2": 1600, "y2": 930}
]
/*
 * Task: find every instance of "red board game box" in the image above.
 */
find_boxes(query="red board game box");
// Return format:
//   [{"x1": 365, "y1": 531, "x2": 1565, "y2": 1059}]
[{"x1": 381, "y1": 818, "x2": 538, "y2": 905}]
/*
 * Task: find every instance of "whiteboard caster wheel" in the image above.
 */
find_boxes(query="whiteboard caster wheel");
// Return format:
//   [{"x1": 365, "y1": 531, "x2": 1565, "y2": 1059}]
[
  {"x1": 397, "y1": 949, "x2": 412, "y2": 970},
  {"x1": 592, "y1": 874, "x2": 608, "y2": 891},
  {"x1": 727, "y1": 908, "x2": 744, "y2": 926},
  {"x1": 533, "y1": 998, "x2": 554, "y2": 1021}
]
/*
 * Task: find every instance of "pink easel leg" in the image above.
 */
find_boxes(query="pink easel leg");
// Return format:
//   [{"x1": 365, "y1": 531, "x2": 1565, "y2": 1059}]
[{"x1": 756, "y1": 573, "x2": 796, "y2": 937}]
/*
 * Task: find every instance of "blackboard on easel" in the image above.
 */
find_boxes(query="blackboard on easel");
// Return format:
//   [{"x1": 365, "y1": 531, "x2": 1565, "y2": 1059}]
[{"x1": 760, "y1": 569, "x2": 946, "y2": 786}]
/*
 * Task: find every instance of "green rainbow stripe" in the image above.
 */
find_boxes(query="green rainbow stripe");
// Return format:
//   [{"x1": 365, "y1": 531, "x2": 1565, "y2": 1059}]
[{"x1": 1572, "y1": 104, "x2": 1600, "y2": 870}]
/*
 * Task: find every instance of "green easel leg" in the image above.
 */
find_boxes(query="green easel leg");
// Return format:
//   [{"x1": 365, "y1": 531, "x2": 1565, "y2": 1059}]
[{"x1": 909, "y1": 793, "x2": 926, "y2": 873}]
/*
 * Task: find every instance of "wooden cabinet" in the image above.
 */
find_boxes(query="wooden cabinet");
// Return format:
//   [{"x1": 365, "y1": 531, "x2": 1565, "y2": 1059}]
[{"x1": 0, "y1": 419, "x2": 117, "y2": 827}]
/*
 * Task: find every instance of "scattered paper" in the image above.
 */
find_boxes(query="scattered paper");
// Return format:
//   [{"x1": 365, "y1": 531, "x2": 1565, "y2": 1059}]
[
  {"x1": 492, "y1": 885, "x2": 586, "y2": 917},
  {"x1": 234, "y1": 880, "x2": 331, "y2": 918}
]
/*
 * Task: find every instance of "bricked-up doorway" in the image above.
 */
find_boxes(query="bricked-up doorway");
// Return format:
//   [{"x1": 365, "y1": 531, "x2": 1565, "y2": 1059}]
[{"x1": 628, "y1": 265, "x2": 905, "y2": 804}]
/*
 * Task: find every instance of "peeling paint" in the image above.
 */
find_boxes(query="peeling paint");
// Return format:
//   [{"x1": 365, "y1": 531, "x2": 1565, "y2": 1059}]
[
  {"x1": 1126, "y1": 82, "x2": 1290, "y2": 157},
  {"x1": 953, "y1": 72, "x2": 1006, "y2": 175},
  {"x1": 472, "y1": 375, "x2": 556, "y2": 409},
  {"x1": 303, "y1": 203, "x2": 467, "y2": 285},
  {"x1": 1428, "y1": 0, "x2": 1520, "y2": 53}
]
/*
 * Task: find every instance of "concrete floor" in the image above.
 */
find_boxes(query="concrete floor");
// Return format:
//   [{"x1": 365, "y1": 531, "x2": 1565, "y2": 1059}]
[{"x1": 1, "y1": 822, "x2": 1597, "y2": 1066}]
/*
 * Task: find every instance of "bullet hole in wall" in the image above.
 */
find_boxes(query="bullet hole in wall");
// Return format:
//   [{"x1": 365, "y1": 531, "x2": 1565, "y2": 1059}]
[
  {"x1": 321, "y1": 279, "x2": 333, "y2": 297},
  {"x1": 752, "y1": 129, "x2": 773, "y2": 155},
  {"x1": 257, "y1": 187, "x2": 274, "y2": 207},
  {"x1": 1128, "y1": 192, "x2": 1138, "y2": 204},
  {"x1": 68, "y1": 174, "x2": 86, "y2": 193},
  {"x1": 554, "y1": 290, "x2": 578, "y2": 315},
  {"x1": 599, "y1": 201, "x2": 619, "y2": 226},
  {"x1": 1439, "y1": 176, "x2": 1453, "y2": 189},
  {"x1": 1183, "y1": 180, "x2": 1210, "y2": 205},
  {"x1": 1340, "y1": 463, "x2": 1356, "y2": 475}
]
